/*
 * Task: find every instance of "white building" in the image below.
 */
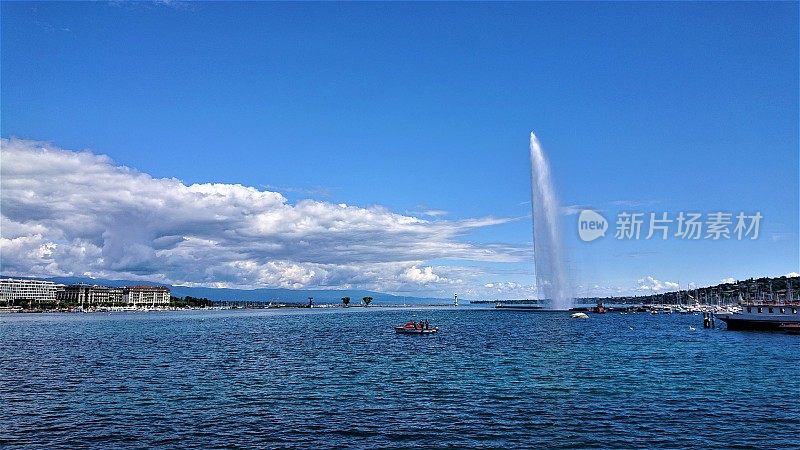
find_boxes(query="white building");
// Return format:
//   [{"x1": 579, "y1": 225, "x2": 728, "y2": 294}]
[
  {"x1": 0, "y1": 278, "x2": 64, "y2": 305},
  {"x1": 124, "y1": 286, "x2": 171, "y2": 306},
  {"x1": 56, "y1": 284, "x2": 170, "y2": 307}
]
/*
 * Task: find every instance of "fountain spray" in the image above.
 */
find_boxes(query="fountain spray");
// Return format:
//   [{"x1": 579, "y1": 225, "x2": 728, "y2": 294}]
[{"x1": 530, "y1": 132, "x2": 573, "y2": 310}]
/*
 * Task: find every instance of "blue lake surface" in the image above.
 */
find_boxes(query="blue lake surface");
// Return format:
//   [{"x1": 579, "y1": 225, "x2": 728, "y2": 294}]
[{"x1": 1, "y1": 308, "x2": 798, "y2": 448}]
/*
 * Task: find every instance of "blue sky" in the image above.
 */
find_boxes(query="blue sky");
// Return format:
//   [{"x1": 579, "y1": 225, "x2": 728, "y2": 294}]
[{"x1": 1, "y1": 2, "x2": 797, "y2": 299}]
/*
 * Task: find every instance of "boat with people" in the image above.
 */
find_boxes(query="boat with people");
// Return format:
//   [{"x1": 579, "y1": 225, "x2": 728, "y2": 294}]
[
  {"x1": 715, "y1": 302, "x2": 800, "y2": 331},
  {"x1": 395, "y1": 320, "x2": 438, "y2": 334}
]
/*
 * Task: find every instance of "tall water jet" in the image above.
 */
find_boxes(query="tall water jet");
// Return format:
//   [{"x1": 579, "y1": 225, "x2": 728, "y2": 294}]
[{"x1": 529, "y1": 132, "x2": 573, "y2": 310}]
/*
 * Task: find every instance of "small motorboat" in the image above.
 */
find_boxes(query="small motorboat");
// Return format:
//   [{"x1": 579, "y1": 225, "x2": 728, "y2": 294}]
[
  {"x1": 570, "y1": 312, "x2": 589, "y2": 319},
  {"x1": 395, "y1": 320, "x2": 438, "y2": 334}
]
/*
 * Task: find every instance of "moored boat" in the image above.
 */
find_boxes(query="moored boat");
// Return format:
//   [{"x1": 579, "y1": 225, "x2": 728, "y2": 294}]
[{"x1": 715, "y1": 302, "x2": 800, "y2": 331}]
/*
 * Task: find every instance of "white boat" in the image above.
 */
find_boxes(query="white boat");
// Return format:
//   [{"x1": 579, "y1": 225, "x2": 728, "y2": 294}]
[
  {"x1": 570, "y1": 312, "x2": 589, "y2": 319},
  {"x1": 715, "y1": 302, "x2": 800, "y2": 331}
]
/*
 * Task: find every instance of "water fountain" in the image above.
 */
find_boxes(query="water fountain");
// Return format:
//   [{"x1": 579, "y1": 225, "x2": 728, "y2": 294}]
[{"x1": 529, "y1": 132, "x2": 573, "y2": 310}]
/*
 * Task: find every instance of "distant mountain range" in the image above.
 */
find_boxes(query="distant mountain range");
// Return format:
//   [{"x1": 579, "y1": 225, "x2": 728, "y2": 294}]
[{"x1": 0, "y1": 275, "x2": 453, "y2": 305}]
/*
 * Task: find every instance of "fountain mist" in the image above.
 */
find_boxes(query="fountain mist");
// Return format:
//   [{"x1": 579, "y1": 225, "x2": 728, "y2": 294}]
[{"x1": 529, "y1": 132, "x2": 573, "y2": 310}]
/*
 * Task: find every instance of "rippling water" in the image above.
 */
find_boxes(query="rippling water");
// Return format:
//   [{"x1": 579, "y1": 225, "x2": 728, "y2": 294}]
[{"x1": 1, "y1": 308, "x2": 798, "y2": 448}]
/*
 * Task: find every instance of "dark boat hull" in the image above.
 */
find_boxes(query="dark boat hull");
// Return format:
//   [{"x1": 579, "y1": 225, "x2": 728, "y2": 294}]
[
  {"x1": 780, "y1": 323, "x2": 800, "y2": 334},
  {"x1": 716, "y1": 314, "x2": 800, "y2": 331},
  {"x1": 717, "y1": 317, "x2": 785, "y2": 331}
]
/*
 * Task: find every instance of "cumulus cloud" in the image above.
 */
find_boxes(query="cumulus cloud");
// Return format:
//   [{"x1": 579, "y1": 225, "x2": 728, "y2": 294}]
[
  {"x1": 636, "y1": 276, "x2": 680, "y2": 293},
  {"x1": 402, "y1": 265, "x2": 443, "y2": 284},
  {"x1": 721, "y1": 277, "x2": 737, "y2": 284},
  {"x1": 0, "y1": 138, "x2": 525, "y2": 293},
  {"x1": 786, "y1": 272, "x2": 800, "y2": 278}
]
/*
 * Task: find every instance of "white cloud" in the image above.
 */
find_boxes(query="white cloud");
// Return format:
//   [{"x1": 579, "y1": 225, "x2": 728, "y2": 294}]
[
  {"x1": 721, "y1": 277, "x2": 737, "y2": 284},
  {"x1": 402, "y1": 265, "x2": 443, "y2": 284},
  {"x1": 482, "y1": 281, "x2": 522, "y2": 292},
  {"x1": 786, "y1": 272, "x2": 800, "y2": 278},
  {"x1": 0, "y1": 138, "x2": 525, "y2": 293},
  {"x1": 474, "y1": 281, "x2": 537, "y2": 299},
  {"x1": 636, "y1": 276, "x2": 680, "y2": 293},
  {"x1": 573, "y1": 283, "x2": 628, "y2": 298}
]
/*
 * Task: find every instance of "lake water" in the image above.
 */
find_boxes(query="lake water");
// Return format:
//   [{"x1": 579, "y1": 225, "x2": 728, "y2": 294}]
[{"x1": 1, "y1": 308, "x2": 798, "y2": 448}]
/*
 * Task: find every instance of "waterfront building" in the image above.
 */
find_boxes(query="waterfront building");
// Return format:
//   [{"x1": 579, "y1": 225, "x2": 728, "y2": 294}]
[
  {"x1": 123, "y1": 286, "x2": 170, "y2": 307},
  {"x1": 0, "y1": 278, "x2": 64, "y2": 306},
  {"x1": 58, "y1": 284, "x2": 170, "y2": 307},
  {"x1": 1, "y1": 278, "x2": 170, "y2": 308},
  {"x1": 57, "y1": 285, "x2": 125, "y2": 307}
]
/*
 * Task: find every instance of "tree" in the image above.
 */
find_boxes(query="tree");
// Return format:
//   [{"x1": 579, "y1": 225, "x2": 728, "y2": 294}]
[
  {"x1": 342, "y1": 296, "x2": 350, "y2": 307},
  {"x1": 362, "y1": 296, "x2": 373, "y2": 307}
]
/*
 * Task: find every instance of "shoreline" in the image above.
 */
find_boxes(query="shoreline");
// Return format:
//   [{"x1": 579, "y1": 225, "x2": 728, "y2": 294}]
[{"x1": 0, "y1": 303, "x2": 461, "y2": 314}]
